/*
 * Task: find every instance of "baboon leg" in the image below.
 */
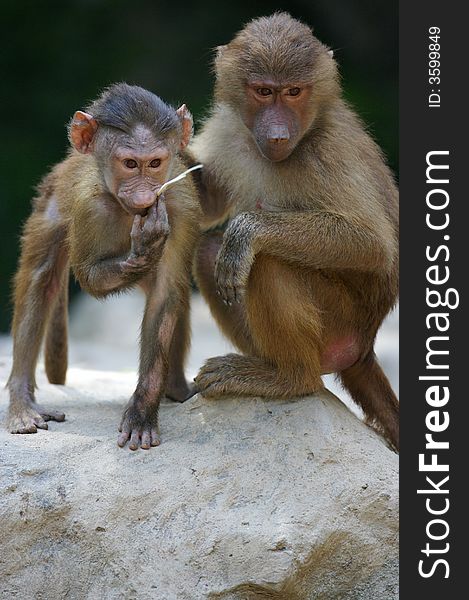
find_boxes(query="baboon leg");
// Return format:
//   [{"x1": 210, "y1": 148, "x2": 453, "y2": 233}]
[
  {"x1": 195, "y1": 253, "x2": 324, "y2": 398},
  {"x1": 195, "y1": 352, "x2": 323, "y2": 398},
  {"x1": 7, "y1": 221, "x2": 68, "y2": 434},
  {"x1": 44, "y1": 269, "x2": 69, "y2": 385},
  {"x1": 165, "y1": 301, "x2": 191, "y2": 402}
]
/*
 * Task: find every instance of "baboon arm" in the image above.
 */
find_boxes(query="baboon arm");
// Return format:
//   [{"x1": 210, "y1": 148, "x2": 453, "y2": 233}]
[
  {"x1": 71, "y1": 251, "x2": 148, "y2": 298},
  {"x1": 182, "y1": 149, "x2": 229, "y2": 228},
  {"x1": 222, "y1": 210, "x2": 396, "y2": 273},
  {"x1": 117, "y1": 265, "x2": 181, "y2": 449},
  {"x1": 194, "y1": 168, "x2": 232, "y2": 229},
  {"x1": 137, "y1": 273, "x2": 181, "y2": 402},
  {"x1": 69, "y1": 200, "x2": 167, "y2": 298},
  {"x1": 67, "y1": 205, "x2": 138, "y2": 297}
]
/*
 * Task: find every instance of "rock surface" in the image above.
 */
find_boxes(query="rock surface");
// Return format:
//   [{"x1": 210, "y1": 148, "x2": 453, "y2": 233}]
[{"x1": 0, "y1": 357, "x2": 398, "y2": 600}]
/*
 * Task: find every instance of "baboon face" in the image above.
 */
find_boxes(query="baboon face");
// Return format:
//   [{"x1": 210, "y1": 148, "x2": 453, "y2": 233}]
[
  {"x1": 214, "y1": 13, "x2": 339, "y2": 163},
  {"x1": 69, "y1": 98, "x2": 193, "y2": 216},
  {"x1": 242, "y1": 80, "x2": 313, "y2": 162}
]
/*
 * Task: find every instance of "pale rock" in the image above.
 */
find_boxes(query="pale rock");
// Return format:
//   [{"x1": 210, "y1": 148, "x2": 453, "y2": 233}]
[{"x1": 0, "y1": 357, "x2": 398, "y2": 600}]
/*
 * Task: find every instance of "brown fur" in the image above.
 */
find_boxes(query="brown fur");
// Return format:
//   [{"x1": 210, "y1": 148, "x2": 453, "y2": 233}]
[
  {"x1": 7, "y1": 84, "x2": 201, "y2": 450},
  {"x1": 188, "y1": 13, "x2": 399, "y2": 451}
]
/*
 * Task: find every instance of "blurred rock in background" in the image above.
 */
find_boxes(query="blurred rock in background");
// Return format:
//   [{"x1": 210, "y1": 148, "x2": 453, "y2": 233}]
[{"x1": 0, "y1": 290, "x2": 398, "y2": 418}]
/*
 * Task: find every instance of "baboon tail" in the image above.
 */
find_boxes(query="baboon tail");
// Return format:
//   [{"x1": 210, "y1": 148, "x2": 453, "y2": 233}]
[
  {"x1": 44, "y1": 270, "x2": 69, "y2": 385},
  {"x1": 340, "y1": 351, "x2": 399, "y2": 452}
]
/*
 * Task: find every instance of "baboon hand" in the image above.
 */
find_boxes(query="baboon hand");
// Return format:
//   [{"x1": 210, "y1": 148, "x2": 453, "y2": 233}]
[
  {"x1": 129, "y1": 197, "x2": 170, "y2": 264},
  {"x1": 215, "y1": 224, "x2": 254, "y2": 305}
]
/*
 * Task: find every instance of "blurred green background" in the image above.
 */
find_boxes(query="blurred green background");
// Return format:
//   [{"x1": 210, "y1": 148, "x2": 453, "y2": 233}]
[{"x1": 0, "y1": 0, "x2": 397, "y2": 333}]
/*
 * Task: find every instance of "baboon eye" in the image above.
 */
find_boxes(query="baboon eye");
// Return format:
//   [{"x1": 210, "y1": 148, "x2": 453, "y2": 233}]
[
  {"x1": 124, "y1": 159, "x2": 138, "y2": 169},
  {"x1": 149, "y1": 159, "x2": 161, "y2": 168},
  {"x1": 257, "y1": 87, "x2": 272, "y2": 97},
  {"x1": 288, "y1": 87, "x2": 301, "y2": 96}
]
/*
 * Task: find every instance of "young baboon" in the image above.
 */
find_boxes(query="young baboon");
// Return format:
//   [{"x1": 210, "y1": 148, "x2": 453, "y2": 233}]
[
  {"x1": 7, "y1": 83, "x2": 201, "y2": 450},
  {"x1": 188, "y1": 13, "x2": 399, "y2": 450}
]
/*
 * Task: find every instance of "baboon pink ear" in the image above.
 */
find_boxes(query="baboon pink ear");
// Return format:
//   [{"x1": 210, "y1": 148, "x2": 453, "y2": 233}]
[
  {"x1": 176, "y1": 104, "x2": 193, "y2": 150},
  {"x1": 327, "y1": 49, "x2": 334, "y2": 58},
  {"x1": 69, "y1": 111, "x2": 98, "y2": 154}
]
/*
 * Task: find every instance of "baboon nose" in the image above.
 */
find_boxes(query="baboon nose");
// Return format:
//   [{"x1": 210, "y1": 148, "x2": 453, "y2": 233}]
[
  {"x1": 268, "y1": 125, "x2": 290, "y2": 144},
  {"x1": 134, "y1": 191, "x2": 156, "y2": 209}
]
